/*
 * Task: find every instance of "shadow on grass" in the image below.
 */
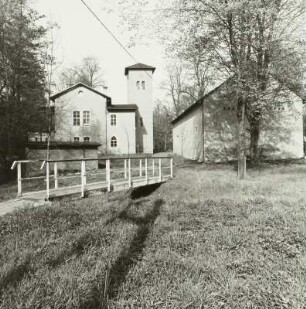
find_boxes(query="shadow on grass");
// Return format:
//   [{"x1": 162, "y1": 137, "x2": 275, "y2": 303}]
[
  {"x1": 105, "y1": 198, "x2": 164, "y2": 303},
  {"x1": 0, "y1": 256, "x2": 32, "y2": 293},
  {"x1": 47, "y1": 186, "x2": 161, "y2": 270},
  {"x1": 78, "y1": 198, "x2": 164, "y2": 309},
  {"x1": 130, "y1": 183, "x2": 161, "y2": 200}
]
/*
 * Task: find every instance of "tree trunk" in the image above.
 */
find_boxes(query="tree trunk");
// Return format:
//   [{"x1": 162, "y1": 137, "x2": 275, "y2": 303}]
[
  {"x1": 249, "y1": 120, "x2": 260, "y2": 165},
  {"x1": 237, "y1": 97, "x2": 246, "y2": 179}
]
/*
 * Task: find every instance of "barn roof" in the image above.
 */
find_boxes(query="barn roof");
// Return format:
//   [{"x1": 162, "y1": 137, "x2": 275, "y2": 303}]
[
  {"x1": 171, "y1": 79, "x2": 230, "y2": 125},
  {"x1": 171, "y1": 76, "x2": 305, "y2": 125},
  {"x1": 125, "y1": 63, "x2": 156, "y2": 75}
]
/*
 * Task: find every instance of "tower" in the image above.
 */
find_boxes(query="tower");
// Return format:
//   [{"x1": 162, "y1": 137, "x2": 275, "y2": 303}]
[{"x1": 125, "y1": 63, "x2": 155, "y2": 153}]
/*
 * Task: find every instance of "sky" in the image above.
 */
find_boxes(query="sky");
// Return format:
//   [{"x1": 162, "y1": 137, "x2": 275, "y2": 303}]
[{"x1": 31, "y1": 0, "x2": 168, "y2": 103}]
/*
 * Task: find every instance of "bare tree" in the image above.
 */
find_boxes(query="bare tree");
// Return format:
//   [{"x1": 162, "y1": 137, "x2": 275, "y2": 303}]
[{"x1": 59, "y1": 56, "x2": 106, "y2": 90}]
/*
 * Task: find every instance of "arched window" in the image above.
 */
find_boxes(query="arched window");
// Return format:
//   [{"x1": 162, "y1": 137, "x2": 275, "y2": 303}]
[
  {"x1": 141, "y1": 81, "x2": 145, "y2": 89},
  {"x1": 136, "y1": 81, "x2": 140, "y2": 90},
  {"x1": 111, "y1": 136, "x2": 117, "y2": 148}
]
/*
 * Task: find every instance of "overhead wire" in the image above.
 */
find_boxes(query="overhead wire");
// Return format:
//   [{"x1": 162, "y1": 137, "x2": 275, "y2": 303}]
[{"x1": 80, "y1": 0, "x2": 153, "y2": 79}]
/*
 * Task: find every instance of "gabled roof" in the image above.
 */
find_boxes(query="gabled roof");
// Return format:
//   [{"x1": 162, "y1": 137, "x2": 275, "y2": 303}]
[
  {"x1": 171, "y1": 75, "x2": 304, "y2": 125},
  {"x1": 50, "y1": 83, "x2": 111, "y2": 102},
  {"x1": 107, "y1": 104, "x2": 138, "y2": 112},
  {"x1": 125, "y1": 63, "x2": 156, "y2": 75},
  {"x1": 171, "y1": 79, "x2": 230, "y2": 125}
]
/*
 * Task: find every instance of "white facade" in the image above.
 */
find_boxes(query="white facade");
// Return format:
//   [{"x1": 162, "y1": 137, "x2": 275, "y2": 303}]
[
  {"x1": 126, "y1": 66, "x2": 154, "y2": 153},
  {"x1": 31, "y1": 63, "x2": 156, "y2": 156},
  {"x1": 107, "y1": 111, "x2": 136, "y2": 154},
  {"x1": 51, "y1": 85, "x2": 108, "y2": 151}
]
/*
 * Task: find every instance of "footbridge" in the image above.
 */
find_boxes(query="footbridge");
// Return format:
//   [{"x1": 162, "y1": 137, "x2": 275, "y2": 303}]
[{"x1": 10, "y1": 156, "x2": 173, "y2": 201}]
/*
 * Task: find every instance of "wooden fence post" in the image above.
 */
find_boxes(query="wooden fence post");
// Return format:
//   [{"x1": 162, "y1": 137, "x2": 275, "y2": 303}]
[
  {"x1": 17, "y1": 162, "x2": 22, "y2": 197},
  {"x1": 159, "y1": 158, "x2": 162, "y2": 182},
  {"x1": 54, "y1": 162, "x2": 58, "y2": 189},
  {"x1": 106, "y1": 159, "x2": 111, "y2": 192},
  {"x1": 124, "y1": 159, "x2": 127, "y2": 179},
  {"x1": 81, "y1": 160, "x2": 87, "y2": 198},
  {"x1": 145, "y1": 158, "x2": 148, "y2": 184},
  {"x1": 170, "y1": 158, "x2": 173, "y2": 178},
  {"x1": 139, "y1": 159, "x2": 142, "y2": 177},
  {"x1": 46, "y1": 161, "x2": 50, "y2": 200},
  {"x1": 128, "y1": 158, "x2": 132, "y2": 188}
]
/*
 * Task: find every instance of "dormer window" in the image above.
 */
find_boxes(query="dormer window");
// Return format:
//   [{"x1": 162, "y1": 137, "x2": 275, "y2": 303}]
[
  {"x1": 141, "y1": 81, "x2": 145, "y2": 89},
  {"x1": 136, "y1": 81, "x2": 140, "y2": 90}
]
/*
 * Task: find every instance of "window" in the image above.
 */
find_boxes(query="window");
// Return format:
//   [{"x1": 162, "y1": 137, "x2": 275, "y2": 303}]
[
  {"x1": 84, "y1": 137, "x2": 90, "y2": 142},
  {"x1": 111, "y1": 136, "x2": 117, "y2": 147},
  {"x1": 195, "y1": 126, "x2": 198, "y2": 133},
  {"x1": 73, "y1": 111, "x2": 80, "y2": 126},
  {"x1": 140, "y1": 117, "x2": 143, "y2": 127},
  {"x1": 141, "y1": 81, "x2": 145, "y2": 89},
  {"x1": 78, "y1": 90, "x2": 83, "y2": 95},
  {"x1": 83, "y1": 110, "x2": 90, "y2": 125},
  {"x1": 136, "y1": 81, "x2": 140, "y2": 90},
  {"x1": 110, "y1": 114, "x2": 116, "y2": 126},
  {"x1": 74, "y1": 137, "x2": 80, "y2": 142}
]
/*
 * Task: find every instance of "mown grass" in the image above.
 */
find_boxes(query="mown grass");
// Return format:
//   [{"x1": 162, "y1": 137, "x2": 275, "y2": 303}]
[{"x1": 0, "y1": 162, "x2": 305, "y2": 308}]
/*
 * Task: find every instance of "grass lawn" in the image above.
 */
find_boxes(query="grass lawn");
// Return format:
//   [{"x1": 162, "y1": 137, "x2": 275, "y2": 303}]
[{"x1": 0, "y1": 162, "x2": 305, "y2": 308}]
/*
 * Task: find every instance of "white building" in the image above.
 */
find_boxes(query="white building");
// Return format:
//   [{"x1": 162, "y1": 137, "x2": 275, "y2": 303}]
[
  {"x1": 172, "y1": 78, "x2": 304, "y2": 162},
  {"x1": 29, "y1": 63, "x2": 155, "y2": 156}
]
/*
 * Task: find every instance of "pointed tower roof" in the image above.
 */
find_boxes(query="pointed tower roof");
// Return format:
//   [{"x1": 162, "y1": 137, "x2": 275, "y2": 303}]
[{"x1": 124, "y1": 63, "x2": 156, "y2": 75}]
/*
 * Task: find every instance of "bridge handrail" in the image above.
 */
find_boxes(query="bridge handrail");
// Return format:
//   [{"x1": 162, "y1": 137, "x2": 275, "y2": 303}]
[
  {"x1": 42, "y1": 155, "x2": 173, "y2": 163},
  {"x1": 10, "y1": 156, "x2": 174, "y2": 199}
]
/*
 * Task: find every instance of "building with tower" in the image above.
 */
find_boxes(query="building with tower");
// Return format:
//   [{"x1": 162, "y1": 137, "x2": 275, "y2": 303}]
[{"x1": 27, "y1": 63, "x2": 155, "y2": 158}]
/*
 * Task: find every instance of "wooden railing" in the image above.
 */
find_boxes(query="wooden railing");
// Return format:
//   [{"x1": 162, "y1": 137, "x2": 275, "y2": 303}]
[{"x1": 11, "y1": 156, "x2": 173, "y2": 199}]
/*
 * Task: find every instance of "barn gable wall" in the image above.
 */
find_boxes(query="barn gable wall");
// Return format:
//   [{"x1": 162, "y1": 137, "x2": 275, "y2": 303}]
[{"x1": 172, "y1": 78, "x2": 303, "y2": 162}]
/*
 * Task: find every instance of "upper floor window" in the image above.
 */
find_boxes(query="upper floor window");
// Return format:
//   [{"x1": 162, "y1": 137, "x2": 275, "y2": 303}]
[
  {"x1": 74, "y1": 137, "x2": 80, "y2": 142},
  {"x1": 141, "y1": 81, "x2": 145, "y2": 90},
  {"x1": 111, "y1": 136, "x2": 117, "y2": 147},
  {"x1": 83, "y1": 110, "x2": 90, "y2": 125},
  {"x1": 73, "y1": 111, "x2": 80, "y2": 126},
  {"x1": 110, "y1": 114, "x2": 116, "y2": 126},
  {"x1": 84, "y1": 136, "x2": 90, "y2": 142},
  {"x1": 136, "y1": 81, "x2": 140, "y2": 90}
]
